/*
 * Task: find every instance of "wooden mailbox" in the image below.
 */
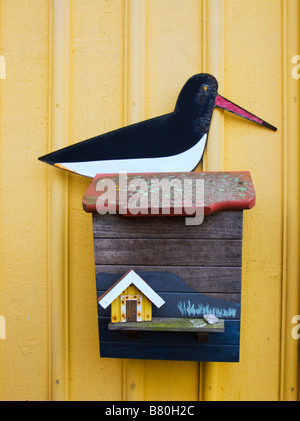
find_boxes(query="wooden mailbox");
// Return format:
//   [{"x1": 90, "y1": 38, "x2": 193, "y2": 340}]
[{"x1": 82, "y1": 171, "x2": 255, "y2": 362}]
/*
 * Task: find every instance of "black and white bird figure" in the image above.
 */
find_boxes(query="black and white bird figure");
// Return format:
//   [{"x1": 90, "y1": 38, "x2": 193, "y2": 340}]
[{"x1": 39, "y1": 73, "x2": 277, "y2": 178}]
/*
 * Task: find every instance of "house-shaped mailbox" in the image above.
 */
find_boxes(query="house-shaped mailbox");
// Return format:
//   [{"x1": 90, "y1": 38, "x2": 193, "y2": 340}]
[{"x1": 82, "y1": 171, "x2": 255, "y2": 362}]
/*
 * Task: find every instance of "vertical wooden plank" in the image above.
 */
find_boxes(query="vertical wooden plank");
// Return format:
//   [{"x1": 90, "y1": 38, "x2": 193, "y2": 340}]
[
  {"x1": 221, "y1": 0, "x2": 283, "y2": 401},
  {"x1": 0, "y1": 0, "x2": 50, "y2": 400},
  {"x1": 48, "y1": 0, "x2": 70, "y2": 401},
  {"x1": 111, "y1": 298, "x2": 121, "y2": 323},
  {"x1": 202, "y1": 0, "x2": 224, "y2": 172},
  {"x1": 143, "y1": 0, "x2": 203, "y2": 401},
  {"x1": 68, "y1": 0, "x2": 124, "y2": 401},
  {"x1": 126, "y1": 301, "x2": 137, "y2": 322},
  {"x1": 280, "y1": 0, "x2": 300, "y2": 401},
  {"x1": 201, "y1": 0, "x2": 224, "y2": 401},
  {"x1": 123, "y1": 0, "x2": 146, "y2": 402}
]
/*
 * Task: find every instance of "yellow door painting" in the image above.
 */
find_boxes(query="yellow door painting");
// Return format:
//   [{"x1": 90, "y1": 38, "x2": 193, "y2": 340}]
[{"x1": 0, "y1": 0, "x2": 299, "y2": 401}]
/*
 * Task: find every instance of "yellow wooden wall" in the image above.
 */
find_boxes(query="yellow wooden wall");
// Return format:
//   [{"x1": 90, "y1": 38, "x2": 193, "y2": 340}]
[{"x1": 0, "y1": 0, "x2": 299, "y2": 401}]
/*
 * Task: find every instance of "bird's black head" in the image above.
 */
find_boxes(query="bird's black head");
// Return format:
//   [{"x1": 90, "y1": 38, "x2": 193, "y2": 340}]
[{"x1": 174, "y1": 73, "x2": 218, "y2": 135}]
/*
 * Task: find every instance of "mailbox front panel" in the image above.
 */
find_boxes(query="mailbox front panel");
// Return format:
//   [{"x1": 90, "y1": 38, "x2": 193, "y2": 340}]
[{"x1": 94, "y1": 211, "x2": 243, "y2": 362}]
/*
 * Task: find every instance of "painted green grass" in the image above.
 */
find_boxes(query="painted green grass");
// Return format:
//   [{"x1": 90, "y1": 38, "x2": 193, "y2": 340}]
[{"x1": 108, "y1": 317, "x2": 224, "y2": 332}]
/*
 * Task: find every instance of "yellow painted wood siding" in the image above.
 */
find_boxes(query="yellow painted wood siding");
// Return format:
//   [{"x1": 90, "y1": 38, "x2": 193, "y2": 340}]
[{"x1": 0, "y1": 0, "x2": 299, "y2": 401}]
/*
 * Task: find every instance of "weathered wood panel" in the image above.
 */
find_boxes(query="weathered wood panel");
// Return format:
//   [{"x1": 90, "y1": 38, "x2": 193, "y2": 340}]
[
  {"x1": 93, "y1": 211, "x2": 243, "y2": 239},
  {"x1": 94, "y1": 210, "x2": 243, "y2": 361},
  {"x1": 94, "y1": 238, "x2": 242, "y2": 266},
  {"x1": 126, "y1": 300, "x2": 137, "y2": 322},
  {"x1": 108, "y1": 317, "x2": 225, "y2": 332},
  {"x1": 95, "y1": 265, "x2": 242, "y2": 292},
  {"x1": 99, "y1": 318, "x2": 240, "y2": 345}
]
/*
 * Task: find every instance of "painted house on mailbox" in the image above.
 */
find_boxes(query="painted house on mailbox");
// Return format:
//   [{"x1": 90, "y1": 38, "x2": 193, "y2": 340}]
[{"x1": 98, "y1": 270, "x2": 165, "y2": 323}]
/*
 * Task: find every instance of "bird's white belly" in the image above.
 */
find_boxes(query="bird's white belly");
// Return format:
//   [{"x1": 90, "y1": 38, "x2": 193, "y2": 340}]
[{"x1": 55, "y1": 134, "x2": 207, "y2": 178}]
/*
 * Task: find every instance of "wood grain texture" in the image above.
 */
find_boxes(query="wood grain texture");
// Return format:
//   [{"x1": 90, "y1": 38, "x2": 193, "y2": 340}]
[
  {"x1": 93, "y1": 210, "x2": 242, "y2": 361},
  {"x1": 93, "y1": 210, "x2": 243, "y2": 239},
  {"x1": 126, "y1": 300, "x2": 137, "y2": 322},
  {"x1": 94, "y1": 238, "x2": 242, "y2": 266},
  {"x1": 95, "y1": 265, "x2": 242, "y2": 293},
  {"x1": 99, "y1": 318, "x2": 240, "y2": 344},
  {"x1": 108, "y1": 317, "x2": 225, "y2": 332}
]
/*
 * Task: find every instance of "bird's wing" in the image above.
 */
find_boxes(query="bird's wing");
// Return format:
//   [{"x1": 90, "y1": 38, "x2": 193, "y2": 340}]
[{"x1": 39, "y1": 112, "x2": 176, "y2": 166}]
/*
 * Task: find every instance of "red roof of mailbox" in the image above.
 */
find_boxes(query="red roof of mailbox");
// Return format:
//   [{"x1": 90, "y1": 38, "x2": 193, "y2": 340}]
[{"x1": 82, "y1": 171, "x2": 255, "y2": 216}]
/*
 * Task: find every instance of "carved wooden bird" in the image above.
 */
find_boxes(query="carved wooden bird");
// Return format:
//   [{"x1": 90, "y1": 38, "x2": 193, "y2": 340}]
[{"x1": 39, "y1": 73, "x2": 276, "y2": 178}]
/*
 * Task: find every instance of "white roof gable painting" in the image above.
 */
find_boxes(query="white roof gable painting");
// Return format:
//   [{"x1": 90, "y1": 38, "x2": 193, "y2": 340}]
[{"x1": 98, "y1": 270, "x2": 165, "y2": 309}]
